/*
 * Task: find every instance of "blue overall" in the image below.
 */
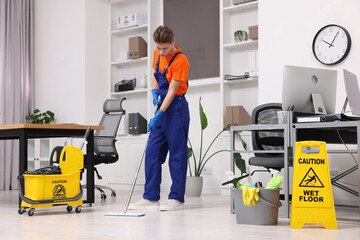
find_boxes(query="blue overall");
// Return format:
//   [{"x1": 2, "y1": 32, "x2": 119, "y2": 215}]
[{"x1": 143, "y1": 52, "x2": 190, "y2": 203}]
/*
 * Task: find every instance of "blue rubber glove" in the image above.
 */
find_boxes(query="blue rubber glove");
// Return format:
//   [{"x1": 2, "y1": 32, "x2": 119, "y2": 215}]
[
  {"x1": 148, "y1": 109, "x2": 165, "y2": 132},
  {"x1": 151, "y1": 89, "x2": 160, "y2": 106}
]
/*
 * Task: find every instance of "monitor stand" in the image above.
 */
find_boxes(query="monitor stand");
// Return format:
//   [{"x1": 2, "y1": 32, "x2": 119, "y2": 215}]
[
  {"x1": 311, "y1": 93, "x2": 327, "y2": 114},
  {"x1": 341, "y1": 97, "x2": 348, "y2": 115}
]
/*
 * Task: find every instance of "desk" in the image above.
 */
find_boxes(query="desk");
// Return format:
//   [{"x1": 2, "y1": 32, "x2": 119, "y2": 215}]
[
  {"x1": 292, "y1": 121, "x2": 360, "y2": 219},
  {"x1": 0, "y1": 124, "x2": 103, "y2": 206},
  {"x1": 230, "y1": 123, "x2": 291, "y2": 218}
]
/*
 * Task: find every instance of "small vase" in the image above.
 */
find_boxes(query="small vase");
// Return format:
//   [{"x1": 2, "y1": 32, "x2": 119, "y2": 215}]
[
  {"x1": 137, "y1": 73, "x2": 147, "y2": 89},
  {"x1": 185, "y1": 176, "x2": 203, "y2": 197}
]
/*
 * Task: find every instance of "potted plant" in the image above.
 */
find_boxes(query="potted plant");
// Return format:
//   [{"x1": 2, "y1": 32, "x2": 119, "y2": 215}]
[
  {"x1": 26, "y1": 109, "x2": 55, "y2": 124},
  {"x1": 186, "y1": 97, "x2": 248, "y2": 196}
]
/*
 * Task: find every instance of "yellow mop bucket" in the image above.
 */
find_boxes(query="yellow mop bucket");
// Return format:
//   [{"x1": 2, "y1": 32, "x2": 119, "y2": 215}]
[
  {"x1": 291, "y1": 141, "x2": 337, "y2": 229},
  {"x1": 18, "y1": 145, "x2": 84, "y2": 216}
]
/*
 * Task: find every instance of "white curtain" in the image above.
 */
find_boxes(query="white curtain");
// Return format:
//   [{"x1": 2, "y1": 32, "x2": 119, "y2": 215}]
[{"x1": 0, "y1": 0, "x2": 34, "y2": 190}]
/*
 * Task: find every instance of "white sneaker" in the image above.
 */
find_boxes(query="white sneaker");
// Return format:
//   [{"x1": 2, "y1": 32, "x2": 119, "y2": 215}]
[
  {"x1": 159, "y1": 199, "x2": 184, "y2": 211},
  {"x1": 128, "y1": 198, "x2": 159, "y2": 210}
]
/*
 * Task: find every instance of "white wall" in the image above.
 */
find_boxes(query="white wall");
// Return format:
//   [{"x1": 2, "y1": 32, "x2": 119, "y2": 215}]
[
  {"x1": 34, "y1": 0, "x2": 108, "y2": 124},
  {"x1": 85, "y1": 0, "x2": 109, "y2": 123},
  {"x1": 259, "y1": 0, "x2": 360, "y2": 109},
  {"x1": 259, "y1": 0, "x2": 360, "y2": 204}
]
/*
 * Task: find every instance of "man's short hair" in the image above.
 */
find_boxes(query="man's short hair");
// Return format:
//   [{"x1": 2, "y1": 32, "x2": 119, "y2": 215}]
[{"x1": 153, "y1": 25, "x2": 174, "y2": 44}]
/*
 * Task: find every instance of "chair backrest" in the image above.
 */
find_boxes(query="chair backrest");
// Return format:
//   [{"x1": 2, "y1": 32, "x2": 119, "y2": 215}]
[
  {"x1": 94, "y1": 98, "x2": 126, "y2": 156},
  {"x1": 252, "y1": 103, "x2": 284, "y2": 157}
]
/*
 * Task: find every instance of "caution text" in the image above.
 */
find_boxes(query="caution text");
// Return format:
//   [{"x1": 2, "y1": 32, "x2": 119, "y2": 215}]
[{"x1": 298, "y1": 158, "x2": 325, "y2": 165}]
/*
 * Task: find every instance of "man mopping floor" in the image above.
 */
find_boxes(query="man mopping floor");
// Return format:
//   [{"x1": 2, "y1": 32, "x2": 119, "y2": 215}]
[{"x1": 129, "y1": 25, "x2": 190, "y2": 212}]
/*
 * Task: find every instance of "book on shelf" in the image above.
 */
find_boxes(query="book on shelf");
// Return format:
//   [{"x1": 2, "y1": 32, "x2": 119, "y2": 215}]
[{"x1": 296, "y1": 115, "x2": 321, "y2": 123}]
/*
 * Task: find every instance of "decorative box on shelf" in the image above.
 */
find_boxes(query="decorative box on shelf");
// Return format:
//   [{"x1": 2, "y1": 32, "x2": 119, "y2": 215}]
[
  {"x1": 225, "y1": 106, "x2": 251, "y2": 126},
  {"x1": 128, "y1": 36, "x2": 147, "y2": 59},
  {"x1": 248, "y1": 25, "x2": 258, "y2": 40},
  {"x1": 116, "y1": 13, "x2": 147, "y2": 30}
]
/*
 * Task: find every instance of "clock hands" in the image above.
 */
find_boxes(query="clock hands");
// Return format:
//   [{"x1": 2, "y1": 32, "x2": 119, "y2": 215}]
[
  {"x1": 321, "y1": 30, "x2": 339, "y2": 48},
  {"x1": 322, "y1": 39, "x2": 334, "y2": 47},
  {"x1": 329, "y1": 30, "x2": 339, "y2": 48}
]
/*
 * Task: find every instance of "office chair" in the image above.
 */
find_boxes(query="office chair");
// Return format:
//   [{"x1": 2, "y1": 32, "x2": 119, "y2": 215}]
[
  {"x1": 249, "y1": 103, "x2": 289, "y2": 176},
  {"x1": 86, "y1": 98, "x2": 126, "y2": 199}
]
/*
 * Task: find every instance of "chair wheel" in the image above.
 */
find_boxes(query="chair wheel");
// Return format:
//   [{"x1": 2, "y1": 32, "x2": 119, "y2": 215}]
[
  {"x1": 66, "y1": 206, "x2": 73, "y2": 212},
  {"x1": 28, "y1": 208, "x2": 35, "y2": 216},
  {"x1": 101, "y1": 193, "x2": 107, "y2": 200},
  {"x1": 75, "y1": 207, "x2": 81, "y2": 213},
  {"x1": 111, "y1": 192, "x2": 116, "y2": 198}
]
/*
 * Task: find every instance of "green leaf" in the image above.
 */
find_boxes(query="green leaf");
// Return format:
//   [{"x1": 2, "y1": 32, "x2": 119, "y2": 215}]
[
  {"x1": 234, "y1": 131, "x2": 247, "y2": 150},
  {"x1": 199, "y1": 97, "x2": 208, "y2": 130},
  {"x1": 234, "y1": 153, "x2": 247, "y2": 175},
  {"x1": 187, "y1": 147, "x2": 193, "y2": 159}
]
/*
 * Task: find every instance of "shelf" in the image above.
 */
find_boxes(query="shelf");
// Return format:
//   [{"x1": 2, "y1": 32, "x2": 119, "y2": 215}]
[
  {"x1": 111, "y1": 24, "x2": 148, "y2": 36},
  {"x1": 111, "y1": 57, "x2": 148, "y2": 66},
  {"x1": 188, "y1": 77, "x2": 220, "y2": 88},
  {"x1": 223, "y1": 40, "x2": 258, "y2": 49},
  {"x1": 223, "y1": 1, "x2": 258, "y2": 13},
  {"x1": 111, "y1": 88, "x2": 147, "y2": 96},
  {"x1": 224, "y1": 76, "x2": 258, "y2": 85}
]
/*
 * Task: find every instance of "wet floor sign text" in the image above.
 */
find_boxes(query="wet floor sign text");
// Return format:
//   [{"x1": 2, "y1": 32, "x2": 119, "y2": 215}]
[{"x1": 290, "y1": 141, "x2": 337, "y2": 229}]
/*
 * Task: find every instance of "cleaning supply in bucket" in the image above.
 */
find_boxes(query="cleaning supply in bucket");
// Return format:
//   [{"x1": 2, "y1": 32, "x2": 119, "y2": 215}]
[
  {"x1": 241, "y1": 184, "x2": 259, "y2": 206},
  {"x1": 265, "y1": 175, "x2": 283, "y2": 189},
  {"x1": 233, "y1": 178, "x2": 283, "y2": 225}
]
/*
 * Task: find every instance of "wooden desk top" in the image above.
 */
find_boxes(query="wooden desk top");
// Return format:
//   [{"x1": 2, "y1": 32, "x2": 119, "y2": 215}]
[{"x1": 0, "y1": 123, "x2": 104, "y2": 131}]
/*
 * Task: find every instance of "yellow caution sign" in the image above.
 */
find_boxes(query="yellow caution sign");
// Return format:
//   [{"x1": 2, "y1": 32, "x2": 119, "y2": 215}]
[{"x1": 290, "y1": 141, "x2": 337, "y2": 229}]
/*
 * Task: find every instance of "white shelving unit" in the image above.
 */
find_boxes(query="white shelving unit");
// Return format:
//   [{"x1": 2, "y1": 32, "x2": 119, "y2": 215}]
[
  {"x1": 109, "y1": 0, "x2": 162, "y2": 121},
  {"x1": 27, "y1": 139, "x2": 50, "y2": 171},
  {"x1": 220, "y1": 0, "x2": 259, "y2": 125},
  {"x1": 107, "y1": 0, "x2": 161, "y2": 187},
  {"x1": 110, "y1": 0, "x2": 149, "y2": 119}
]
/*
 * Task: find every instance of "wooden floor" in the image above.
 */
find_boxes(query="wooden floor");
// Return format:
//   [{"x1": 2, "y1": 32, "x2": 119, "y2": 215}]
[{"x1": 1, "y1": 189, "x2": 360, "y2": 240}]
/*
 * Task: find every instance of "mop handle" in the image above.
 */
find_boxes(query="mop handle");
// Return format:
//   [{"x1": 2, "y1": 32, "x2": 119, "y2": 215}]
[
  {"x1": 79, "y1": 127, "x2": 91, "y2": 150},
  {"x1": 123, "y1": 101, "x2": 161, "y2": 212},
  {"x1": 123, "y1": 134, "x2": 150, "y2": 212}
]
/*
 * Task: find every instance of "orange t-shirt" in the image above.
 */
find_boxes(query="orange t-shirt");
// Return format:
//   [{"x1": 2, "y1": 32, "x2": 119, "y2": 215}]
[{"x1": 152, "y1": 47, "x2": 190, "y2": 96}]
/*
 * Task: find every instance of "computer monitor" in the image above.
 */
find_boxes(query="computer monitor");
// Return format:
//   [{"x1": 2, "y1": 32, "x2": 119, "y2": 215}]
[
  {"x1": 282, "y1": 65, "x2": 337, "y2": 114},
  {"x1": 343, "y1": 69, "x2": 360, "y2": 116}
]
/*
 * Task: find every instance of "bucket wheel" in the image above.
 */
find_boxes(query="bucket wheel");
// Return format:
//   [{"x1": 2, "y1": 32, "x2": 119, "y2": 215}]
[
  {"x1": 75, "y1": 206, "x2": 81, "y2": 213},
  {"x1": 18, "y1": 208, "x2": 26, "y2": 215},
  {"x1": 66, "y1": 206, "x2": 73, "y2": 212},
  {"x1": 27, "y1": 208, "x2": 35, "y2": 216}
]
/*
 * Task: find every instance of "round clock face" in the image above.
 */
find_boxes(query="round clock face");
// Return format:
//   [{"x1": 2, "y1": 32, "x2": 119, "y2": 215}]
[{"x1": 312, "y1": 24, "x2": 351, "y2": 65}]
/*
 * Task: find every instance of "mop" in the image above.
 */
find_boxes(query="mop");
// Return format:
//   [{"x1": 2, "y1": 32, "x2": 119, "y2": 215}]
[
  {"x1": 105, "y1": 101, "x2": 160, "y2": 217},
  {"x1": 104, "y1": 134, "x2": 149, "y2": 217}
]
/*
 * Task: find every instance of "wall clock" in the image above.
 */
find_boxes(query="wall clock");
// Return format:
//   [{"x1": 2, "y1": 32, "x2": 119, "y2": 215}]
[{"x1": 312, "y1": 24, "x2": 351, "y2": 65}]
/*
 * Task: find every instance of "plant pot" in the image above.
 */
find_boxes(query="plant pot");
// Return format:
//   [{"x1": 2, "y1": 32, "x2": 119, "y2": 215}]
[{"x1": 185, "y1": 176, "x2": 203, "y2": 197}]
